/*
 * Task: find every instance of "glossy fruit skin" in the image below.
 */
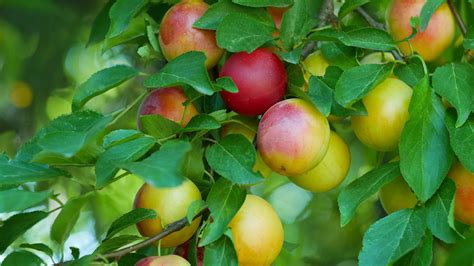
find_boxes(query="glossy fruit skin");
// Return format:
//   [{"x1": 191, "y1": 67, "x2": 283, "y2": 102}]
[
  {"x1": 379, "y1": 175, "x2": 418, "y2": 214},
  {"x1": 303, "y1": 50, "x2": 330, "y2": 78},
  {"x1": 138, "y1": 87, "x2": 199, "y2": 127},
  {"x1": 351, "y1": 78, "x2": 412, "y2": 151},
  {"x1": 360, "y1": 52, "x2": 395, "y2": 65},
  {"x1": 136, "y1": 255, "x2": 190, "y2": 266},
  {"x1": 257, "y1": 98, "x2": 330, "y2": 176},
  {"x1": 159, "y1": 0, "x2": 224, "y2": 69},
  {"x1": 387, "y1": 0, "x2": 455, "y2": 62},
  {"x1": 448, "y1": 162, "x2": 474, "y2": 225},
  {"x1": 219, "y1": 48, "x2": 287, "y2": 116},
  {"x1": 289, "y1": 131, "x2": 351, "y2": 192},
  {"x1": 134, "y1": 180, "x2": 202, "y2": 248},
  {"x1": 229, "y1": 195, "x2": 284, "y2": 266}
]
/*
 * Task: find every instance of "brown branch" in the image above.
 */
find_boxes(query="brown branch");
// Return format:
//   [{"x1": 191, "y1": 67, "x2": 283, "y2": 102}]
[
  {"x1": 55, "y1": 208, "x2": 208, "y2": 265},
  {"x1": 447, "y1": 0, "x2": 467, "y2": 36},
  {"x1": 356, "y1": 7, "x2": 404, "y2": 62},
  {"x1": 302, "y1": 0, "x2": 336, "y2": 58}
]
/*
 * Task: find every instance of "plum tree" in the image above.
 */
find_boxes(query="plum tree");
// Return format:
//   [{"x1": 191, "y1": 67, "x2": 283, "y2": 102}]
[
  {"x1": 448, "y1": 162, "x2": 474, "y2": 225},
  {"x1": 268, "y1": 7, "x2": 287, "y2": 30},
  {"x1": 257, "y1": 98, "x2": 330, "y2": 176},
  {"x1": 219, "y1": 48, "x2": 287, "y2": 116},
  {"x1": 229, "y1": 195, "x2": 284, "y2": 266},
  {"x1": 387, "y1": 0, "x2": 455, "y2": 62},
  {"x1": 136, "y1": 255, "x2": 190, "y2": 266},
  {"x1": 289, "y1": 131, "x2": 351, "y2": 192},
  {"x1": 159, "y1": 0, "x2": 224, "y2": 68},
  {"x1": 379, "y1": 175, "x2": 418, "y2": 214},
  {"x1": 351, "y1": 78, "x2": 412, "y2": 151},
  {"x1": 134, "y1": 180, "x2": 202, "y2": 247},
  {"x1": 137, "y1": 87, "x2": 198, "y2": 127}
]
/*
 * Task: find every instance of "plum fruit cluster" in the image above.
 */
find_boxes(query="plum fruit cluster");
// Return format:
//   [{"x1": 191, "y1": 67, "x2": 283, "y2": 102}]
[{"x1": 130, "y1": 0, "x2": 472, "y2": 264}]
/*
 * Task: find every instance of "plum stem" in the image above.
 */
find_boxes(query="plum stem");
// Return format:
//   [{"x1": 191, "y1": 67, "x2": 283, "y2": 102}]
[
  {"x1": 54, "y1": 208, "x2": 208, "y2": 265},
  {"x1": 447, "y1": 0, "x2": 467, "y2": 36},
  {"x1": 302, "y1": 0, "x2": 337, "y2": 58},
  {"x1": 355, "y1": 7, "x2": 405, "y2": 62}
]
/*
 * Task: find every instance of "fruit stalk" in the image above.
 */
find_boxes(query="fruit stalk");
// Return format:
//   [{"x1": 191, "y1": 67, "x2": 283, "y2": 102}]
[{"x1": 447, "y1": 0, "x2": 467, "y2": 36}]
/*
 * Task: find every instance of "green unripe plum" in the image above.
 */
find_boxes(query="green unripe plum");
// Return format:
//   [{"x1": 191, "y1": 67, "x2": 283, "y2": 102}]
[
  {"x1": 134, "y1": 180, "x2": 202, "y2": 247},
  {"x1": 351, "y1": 78, "x2": 412, "y2": 151},
  {"x1": 379, "y1": 175, "x2": 418, "y2": 214},
  {"x1": 289, "y1": 131, "x2": 351, "y2": 192}
]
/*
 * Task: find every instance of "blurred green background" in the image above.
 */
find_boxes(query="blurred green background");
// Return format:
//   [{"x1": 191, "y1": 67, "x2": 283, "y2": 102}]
[{"x1": 0, "y1": 0, "x2": 470, "y2": 265}]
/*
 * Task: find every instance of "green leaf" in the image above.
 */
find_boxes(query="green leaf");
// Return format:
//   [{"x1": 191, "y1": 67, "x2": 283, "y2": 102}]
[
  {"x1": 33, "y1": 111, "x2": 113, "y2": 163},
  {"x1": 338, "y1": 162, "x2": 400, "y2": 226},
  {"x1": 193, "y1": 0, "x2": 274, "y2": 30},
  {"x1": 277, "y1": 46, "x2": 303, "y2": 64},
  {"x1": 280, "y1": 0, "x2": 316, "y2": 49},
  {"x1": 232, "y1": 0, "x2": 292, "y2": 7},
  {"x1": 394, "y1": 57, "x2": 425, "y2": 87},
  {"x1": 400, "y1": 76, "x2": 454, "y2": 202},
  {"x1": 463, "y1": 26, "x2": 474, "y2": 50},
  {"x1": 96, "y1": 235, "x2": 142, "y2": 254},
  {"x1": 335, "y1": 63, "x2": 394, "y2": 107},
  {"x1": 186, "y1": 199, "x2": 207, "y2": 224},
  {"x1": 51, "y1": 195, "x2": 90, "y2": 246},
  {"x1": 72, "y1": 65, "x2": 138, "y2": 110},
  {"x1": 320, "y1": 42, "x2": 358, "y2": 70},
  {"x1": 102, "y1": 129, "x2": 143, "y2": 149},
  {"x1": 308, "y1": 76, "x2": 333, "y2": 116},
  {"x1": 0, "y1": 154, "x2": 65, "y2": 186},
  {"x1": 0, "y1": 189, "x2": 51, "y2": 212},
  {"x1": 0, "y1": 211, "x2": 49, "y2": 253},
  {"x1": 88, "y1": 0, "x2": 115, "y2": 45},
  {"x1": 309, "y1": 27, "x2": 397, "y2": 51},
  {"x1": 104, "y1": 14, "x2": 148, "y2": 50},
  {"x1": 139, "y1": 114, "x2": 181, "y2": 139},
  {"x1": 445, "y1": 236, "x2": 474, "y2": 266},
  {"x1": 19, "y1": 243, "x2": 54, "y2": 258},
  {"x1": 216, "y1": 13, "x2": 273, "y2": 53},
  {"x1": 203, "y1": 236, "x2": 238, "y2": 266},
  {"x1": 419, "y1": 0, "x2": 445, "y2": 31},
  {"x1": 200, "y1": 178, "x2": 246, "y2": 246},
  {"x1": 144, "y1": 52, "x2": 214, "y2": 95},
  {"x1": 338, "y1": 0, "x2": 370, "y2": 19},
  {"x1": 426, "y1": 179, "x2": 462, "y2": 243},
  {"x1": 96, "y1": 135, "x2": 155, "y2": 188},
  {"x1": 105, "y1": 208, "x2": 156, "y2": 240},
  {"x1": 433, "y1": 63, "x2": 474, "y2": 127},
  {"x1": 359, "y1": 208, "x2": 427, "y2": 266},
  {"x1": 214, "y1": 77, "x2": 239, "y2": 93},
  {"x1": 183, "y1": 140, "x2": 205, "y2": 182},
  {"x1": 117, "y1": 253, "x2": 146, "y2": 266},
  {"x1": 107, "y1": 0, "x2": 147, "y2": 38},
  {"x1": 395, "y1": 232, "x2": 433, "y2": 266},
  {"x1": 206, "y1": 135, "x2": 263, "y2": 185},
  {"x1": 120, "y1": 140, "x2": 191, "y2": 187},
  {"x1": 445, "y1": 111, "x2": 474, "y2": 172},
  {"x1": 66, "y1": 254, "x2": 95, "y2": 266},
  {"x1": 2, "y1": 250, "x2": 44, "y2": 266},
  {"x1": 182, "y1": 114, "x2": 221, "y2": 133},
  {"x1": 70, "y1": 247, "x2": 80, "y2": 260}
]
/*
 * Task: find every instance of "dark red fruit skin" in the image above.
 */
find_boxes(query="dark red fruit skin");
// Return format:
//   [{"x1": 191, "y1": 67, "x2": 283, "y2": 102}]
[
  {"x1": 219, "y1": 48, "x2": 287, "y2": 116},
  {"x1": 174, "y1": 241, "x2": 204, "y2": 266}
]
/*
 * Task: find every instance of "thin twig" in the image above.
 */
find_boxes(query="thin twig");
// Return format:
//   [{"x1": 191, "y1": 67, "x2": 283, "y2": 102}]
[
  {"x1": 302, "y1": 0, "x2": 337, "y2": 58},
  {"x1": 356, "y1": 7, "x2": 404, "y2": 61},
  {"x1": 55, "y1": 208, "x2": 208, "y2": 265},
  {"x1": 447, "y1": 0, "x2": 467, "y2": 36}
]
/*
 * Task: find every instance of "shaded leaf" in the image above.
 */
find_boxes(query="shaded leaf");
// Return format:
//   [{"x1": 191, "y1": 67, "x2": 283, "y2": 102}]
[
  {"x1": 105, "y1": 208, "x2": 156, "y2": 240},
  {"x1": 0, "y1": 211, "x2": 48, "y2": 253}
]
